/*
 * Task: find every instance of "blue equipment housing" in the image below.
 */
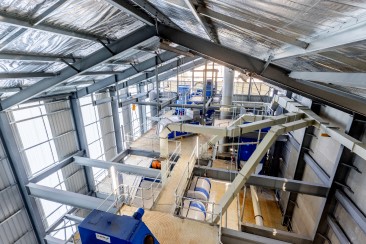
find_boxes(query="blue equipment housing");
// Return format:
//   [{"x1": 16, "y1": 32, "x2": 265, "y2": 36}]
[
  {"x1": 78, "y1": 208, "x2": 159, "y2": 244},
  {"x1": 237, "y1": 124, "x2": 271, "y2": 167}
]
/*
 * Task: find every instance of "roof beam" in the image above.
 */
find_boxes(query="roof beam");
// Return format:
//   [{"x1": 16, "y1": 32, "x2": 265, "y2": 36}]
[
  {"x1": 0, "y1": 26, "x2": 156, "y2": 110},
  {"x1": 272, "y1": 21, "x2": 366, "y2": 60},
  {"x1": 198, "y1": 7, "x2": 307, "y2": 49},
  {"x1": 76, "y1": 51, "x2": 180, "y2": 97},
  {"x1": 0, "y1": 72, "x2": 56, "y2": 79},
  {"x1": 183, "y1": 1, "x2": 220, "y2": 43},
  {"x1": 0, "y1": 28, "x2": 26, "y2": 51},
  {"x1": 157, "y1": 24, "x2": 366, "y2": 116},
  {"x1": 104, "y1": 0, "x2": 154, "y2": 25},
  {"x1": 130, "y1": 0, "x2": 180, "y2": 29},
  {"x1": 32, "y1": 0, "x2": 68, "y2": 25},
  {"x1": 0, "y1": 52, "x2": 79, "y2": 63},
  {"x1": 289, "y1": 72, "x2": 366, "y2": 88},
  {"x1": 319, "y1": 51, "x2": 366, "y2": 71},
  {"x1": 0, "y1": 12, "x2": 102, "y2": 42}
]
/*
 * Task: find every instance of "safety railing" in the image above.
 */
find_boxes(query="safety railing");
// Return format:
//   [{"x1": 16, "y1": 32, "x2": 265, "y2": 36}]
[
  {"x1": 124, "y1": 134, "x2": 160, "y2": 152},
  {"x1": 175, "y1": 196, "x2": 223, "y2": 243}
]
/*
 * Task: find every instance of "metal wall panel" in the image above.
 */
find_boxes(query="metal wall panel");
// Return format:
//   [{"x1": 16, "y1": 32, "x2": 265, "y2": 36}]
[
  {"x1": 0, "y1": 139, "x2": 37, "y2": 243},
  {"x1": 96, "y1": 93, "x2": 117, "y2": 161},
  {"x1": 0, "y1": 209, "x2": 37, "y2": 244}
]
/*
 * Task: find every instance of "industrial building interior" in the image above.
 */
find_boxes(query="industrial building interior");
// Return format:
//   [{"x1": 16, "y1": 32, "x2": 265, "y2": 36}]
[{"x1": 0, "y1": 1, "x2": 366, "y2": 244}]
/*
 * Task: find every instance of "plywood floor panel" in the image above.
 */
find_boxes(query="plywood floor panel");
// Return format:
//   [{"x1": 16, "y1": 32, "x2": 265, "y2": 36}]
[{"x1": 120, "y1": 205, "x2": 219, "y2": 244}]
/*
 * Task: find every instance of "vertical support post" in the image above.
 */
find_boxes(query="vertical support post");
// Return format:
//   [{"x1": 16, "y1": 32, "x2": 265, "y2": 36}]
[
  {"x1": 70, "y1": 95, "x2": 96, "y2": 193},
  {"x1": 138, "y1": 83, "x2": 147, "y2": 134},
  {"x1": 0, "y1": 112, "x2": 46, "y2": 244},
  {"x1": 202, "y1": 61, "x2": 208, "y2": 125},
  {"x1": 155, "y1": 56, "x2": 160, "y2": 117},
  {"x1": 110, "y1": 89, "x2": 123, "y2": 153},
  {"x1": 248, "y1": 77, "x2": 253, "y2": 101}
]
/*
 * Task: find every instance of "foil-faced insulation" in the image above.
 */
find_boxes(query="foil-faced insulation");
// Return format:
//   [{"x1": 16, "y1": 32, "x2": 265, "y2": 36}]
[
  {"x1": 44, "y1": 0, "x2": 145, "y2": 40},
  {"x1": 148, "y1": 0, "x2": 210, "y2": 40}
]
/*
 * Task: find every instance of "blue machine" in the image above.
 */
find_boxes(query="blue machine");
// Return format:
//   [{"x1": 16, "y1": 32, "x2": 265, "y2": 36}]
[
  {"x1": 237, "y1": 124, "x2": 271, "y2": 165},
  {"x1": 78, "y1": 208, "x2": 159, "y2": 244}
]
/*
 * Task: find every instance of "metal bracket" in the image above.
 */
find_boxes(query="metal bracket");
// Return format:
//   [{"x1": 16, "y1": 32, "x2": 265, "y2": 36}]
[
  {"x1": 334, "y1": 181, "x2": 354, "y2": 194},
  {"x1": 61, "y1": 59, "x2": 80, "y2": 73},
  {"x1": 260, "y1": 55, "x2": 273, "y2": 75},
  {"x1": 130, "y1": 62, "x2": 139, "y2": 73},
  {"x1": 98, "y1": 39, "x2": 115, "y2": 55},
  {"x1": 340, "y1": 163, "x2": 362, "y2": 174},
  {"x1": 155, "y1": 51, "x2": 163, "y2": 63}
]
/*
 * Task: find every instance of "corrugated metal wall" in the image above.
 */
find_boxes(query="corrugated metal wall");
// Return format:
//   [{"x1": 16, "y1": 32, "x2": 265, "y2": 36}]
[
  {"x1": 95, "y1": 93, "x2": 117, "y2": 161},
  {"x1": 45, "y1": 100, "x2": 88, "y2": 195},
  {"x1": 0, "y1": 139, "x2": 37, "y2": 244}
]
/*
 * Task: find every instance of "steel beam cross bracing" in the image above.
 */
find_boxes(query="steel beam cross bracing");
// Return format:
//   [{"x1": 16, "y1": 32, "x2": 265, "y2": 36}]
[{"x1": 212, "y1": 118, "x2": 315, "y2": 223}]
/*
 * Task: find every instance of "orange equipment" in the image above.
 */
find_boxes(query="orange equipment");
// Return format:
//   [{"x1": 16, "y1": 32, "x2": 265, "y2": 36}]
[{"x1": 151, "y1": 159, "x2": 161, "y2": 169}]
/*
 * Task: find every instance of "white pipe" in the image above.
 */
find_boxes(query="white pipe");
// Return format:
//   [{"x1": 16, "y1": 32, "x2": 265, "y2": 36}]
[
  {"x1": 250, "y1": 185, "x2": 263, "y2": 226},
  {"x1": 220, "y1": 67, "x2": 234, "y2": 119}
]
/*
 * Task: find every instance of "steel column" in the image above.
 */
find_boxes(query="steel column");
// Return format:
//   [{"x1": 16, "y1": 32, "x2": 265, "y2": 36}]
[
  {"x1": 70, "y1": 96, "x2": 96, "y2": 193},
  {"x1": 110, "y1": 89, "x2": 123, "y2": 153},
  {"x1": 0, "y1": 112, "x2": 46, "y2": 243}
]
